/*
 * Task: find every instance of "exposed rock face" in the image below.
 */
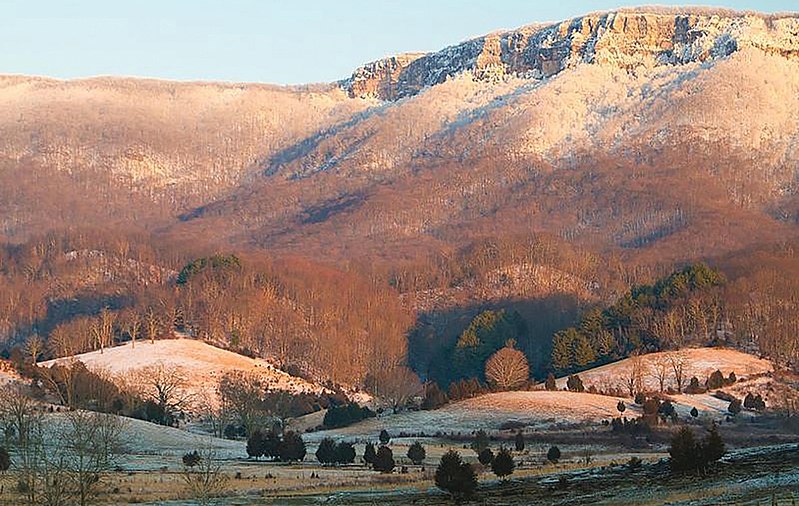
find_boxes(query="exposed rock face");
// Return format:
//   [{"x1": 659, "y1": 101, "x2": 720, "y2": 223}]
[{"x1": 343, "y1": 9, "x2": 799, "y2": 100}]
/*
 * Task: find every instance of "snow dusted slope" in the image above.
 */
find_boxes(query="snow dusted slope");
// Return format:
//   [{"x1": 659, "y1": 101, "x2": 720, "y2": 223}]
[
  {"x1": 554, "y1": 347, "x2": 773, "y2": 393},
  {"x1": 41, "y1": 338, "x2": 327, "y2": 405}
]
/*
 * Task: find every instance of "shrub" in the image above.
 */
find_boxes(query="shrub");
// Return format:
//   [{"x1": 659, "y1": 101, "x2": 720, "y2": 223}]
[
  {"x1": 0, "y1": 446, "x2": 11, "y2": 472},
  {"x1": 407, "y1": 441, "x2": 426, "y2": 465},
  {"x1": 372, "y1": 446, "x2": 395, "y2": 473},
  {"x1": 182, "y1": 450, "x2": 201, "y2": 468},
  {"x1": 685, "y1": 377, "x2": 705, "y2": 394},
  {"x1": 471, "y1": 429, "x2": 489, "y2": 454},
  {"x1": 477, "y1": 447, "x2": 494, "y2": 466},
  {"x1": 566, "y1": 375, "x2": 584, "y2": 392},
  {"x1": 743, "y1": 393, "x2": 766, "y2": 411},
  {"x1": 706, "y1": 370, "x2": 724, "y2": 390},
  {"x1": 492, "y1": 447, "x2": 515, "y2": 480},
  {"x1": 627, "y1": 456, "x2": 642, "y2": 470},
  {"x1": 514, "y1": 431, "x2": 525, "y2": 452},
  {"x1": 547, "y1": 446, "x2": 561, "y2": 463},
  {"x1": 422, "y1": 382, "x2": 449, "y2": 410},
  {"x1": 545, "y1": 373, "x2": 557, "y2": 391},
  {"x1": 435, "y1": 450, "x2": 478, "y2": 501}
]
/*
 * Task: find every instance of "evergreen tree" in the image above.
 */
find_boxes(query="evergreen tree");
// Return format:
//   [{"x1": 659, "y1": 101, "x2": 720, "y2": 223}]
[
  {"x1": 545, "y1": 372, "x2": 557, "y2": 391},
  {"x1": 551, "y1": 329, "x2": 576, "y2": 372},
  {"x1": 669, "y1": 426, "x2": 699, "y2": 473},
  {"x1": 407, "y1": 441, "x2": 426, "y2": 465},
  {"x1": 701, "y1": 423, "x2": 726, "y2": 467},
  {"x1": 435, "y1": 450, "x2": 478, "y2": 501},
  {"x1": 278, "y1": 431, "x2": 306, "y2": 462},
  {"x1": 572, "y1": 333, "x2": 596, "y2": 367},
  {"x1": 0, "y1": 446, "x2": 9, "y2": 472},
  {"x1": 491, "y1": 447, "x2": 515, "y2": 480},
  {"x1": 514, "y1": 431, "x2": 525, "y2": 452},
  {"x1": 262, "y1": 430, "x2": 281, "y2": 460},
  {"x1": 335, "y1": 441, "x2": 356, "y2": 465},
  {"x1": 728, "y1": 398, "x2": 742, "y2": 415},
  {"x1": 690, "y1": 406, "x2": 699, "y2": 418},
  {"x1": 246, "y1": 429, "x2": 264, "y2": 460},
  {"x1": 315, "y1": 437, "x2": 337, "y2": 465},
  {"x1": 379, "y1": 429, "x2": 391, "y2": 445},
  {"x1": 471, "y1": 429, "x2": 490, "y2": 454},
  {"x1": 363, "y1": 442, "x2": 377, "y2": 467},
  {"x1": 477, "y1": 447, "x2": 494, "y2": 465},
  {"x1": 547, "y1": 446, "x2": 561, "y2": 463},
  {"x1": 373, "y1": 446, "x2": 395, "y2": 473},
  {"x1": 617, "y1": 400, "x2": 626, "y2": 414}
]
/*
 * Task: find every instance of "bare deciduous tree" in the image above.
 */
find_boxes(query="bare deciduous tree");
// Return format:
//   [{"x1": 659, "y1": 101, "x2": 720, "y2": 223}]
[
  {"x1": 133, "y1": 364, "x2": 194, "y2": 426},
  {"x1": 181, "y1": 442, "x2": 229, "y2": 506},
  {"x1": 622, "y1": 353, "x2": 644, "y2": 398},
  {"x1": 485, "y1": 343, "x2": 529, "y2": 391},
  {"x1": 667, "y1": 350, "x2": 688, "y2": 393},
  {"x1": 649, "y1": 354, "x2": 671, "y2": 392}
]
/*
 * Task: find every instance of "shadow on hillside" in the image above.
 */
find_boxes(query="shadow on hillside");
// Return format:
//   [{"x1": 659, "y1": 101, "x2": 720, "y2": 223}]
[{"x1": 408, "y1": 292, "x2": 584, "y2": 385}]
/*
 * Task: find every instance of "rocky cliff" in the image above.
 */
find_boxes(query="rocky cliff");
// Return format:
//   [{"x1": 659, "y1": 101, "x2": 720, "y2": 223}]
[{"x1": 343, "y1": 9, "x2": 799, "y2": 100}]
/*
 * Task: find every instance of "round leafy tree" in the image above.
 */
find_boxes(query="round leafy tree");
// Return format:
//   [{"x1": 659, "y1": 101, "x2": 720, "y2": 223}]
[
  {"x1": 278, "y1": 431, "x2": 306, "y2": 462},
  {"x1": 547, "y1": 446, "x2": 561, "y2": 463}
]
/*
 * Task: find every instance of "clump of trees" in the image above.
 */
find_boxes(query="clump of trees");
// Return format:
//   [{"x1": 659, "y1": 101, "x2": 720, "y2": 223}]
[
  {"x1": 668, "y1": 424, "x2": 725, "y2": 474},
  {"x1": 435, "y1": 450, "x2": 478, "y2": 501},
  {"x1": 322, "y1": 403, "x2": 375, "y2": 429},
  {"x1": 551, "y1": 264, "x2": 725, "y2": 374},
  {"x1": 246, "y1": 430, "x2": 306, "y2": 462},
  {"x1": 315, "y1": 438, "x2": 356, "y2": 465}
]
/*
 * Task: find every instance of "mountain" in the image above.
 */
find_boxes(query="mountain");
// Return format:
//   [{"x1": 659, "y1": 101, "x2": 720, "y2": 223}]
[
  {"x1": 2, "y1": 7, "x2": 799, "y2": 384},
  {"x1": 176, "y1": 8, "x2": 799, "y2": 267}
]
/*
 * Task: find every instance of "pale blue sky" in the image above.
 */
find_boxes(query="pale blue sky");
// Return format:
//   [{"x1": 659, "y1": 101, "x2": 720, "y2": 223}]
[{"x1": 0, "y1": 1, "x2": 794, "y2": 84}]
